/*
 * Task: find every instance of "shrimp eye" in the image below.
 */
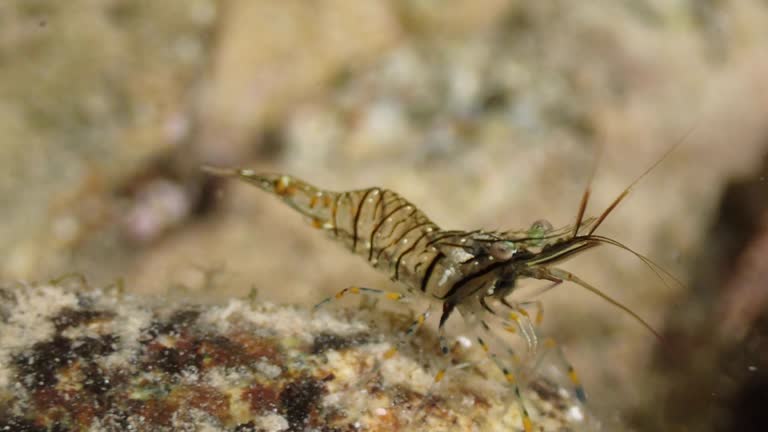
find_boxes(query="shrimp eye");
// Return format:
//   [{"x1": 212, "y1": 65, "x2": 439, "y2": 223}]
[
  {"x1": 528, "y1": 219, "x2": 553, "y2": 238},
  {"x1": 489, "y1": 241, "x2": 516, "y2": 260}
]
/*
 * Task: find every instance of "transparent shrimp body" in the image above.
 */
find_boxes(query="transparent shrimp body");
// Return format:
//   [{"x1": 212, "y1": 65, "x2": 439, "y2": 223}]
[{"x1": 203, "y1": 166, "x2": 671, "y2": 432}]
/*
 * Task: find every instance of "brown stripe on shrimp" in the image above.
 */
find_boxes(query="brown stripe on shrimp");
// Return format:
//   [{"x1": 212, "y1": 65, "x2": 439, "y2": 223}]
[{"x1": 203, "y1": 139, "x2": 688, "y2": 432}]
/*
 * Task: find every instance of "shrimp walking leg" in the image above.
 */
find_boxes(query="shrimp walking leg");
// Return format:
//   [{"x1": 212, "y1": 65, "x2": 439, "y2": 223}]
[
  {"x1": 313, "y1": 286, "x2": 408, "y2": 311},
  {"x1": 506, "y1": 299, "x2": 586, "y2": 403},
  {"x1": 481, "y1": 298, "x2": 539, "y2": 356},
  {"x1": 538, "y1": 267, "x2": 662, "y2": 340},
  {"x1": 536, "y1": 337, "x2": 588, "y2": 403},
  {"x1": 346, "y1": 305, "x2": 439, "y2": 427},
  {"x1": 458, "y1": 303, "x2": 534, "y2": 432},
  {"x1": 382, "y1": 305, "x2": 432, "y2": 360},
  {"x1": 518, "y1": 300, "x2": 544, "y2": 326}
]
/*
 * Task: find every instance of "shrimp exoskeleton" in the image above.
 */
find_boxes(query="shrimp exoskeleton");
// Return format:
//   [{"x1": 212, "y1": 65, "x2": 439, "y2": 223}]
[{"x1": 203, "y1": 150, "x2": 682, "y2": 431}]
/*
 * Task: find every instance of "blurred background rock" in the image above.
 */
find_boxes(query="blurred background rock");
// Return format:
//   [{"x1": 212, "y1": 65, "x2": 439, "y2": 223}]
[{"x1": 1, "y1": 0, "x2": 767, "y2": 430}]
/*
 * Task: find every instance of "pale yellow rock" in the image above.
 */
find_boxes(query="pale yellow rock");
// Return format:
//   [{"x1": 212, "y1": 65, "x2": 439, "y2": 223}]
[{"x1": 0, "y1": 280, "x2": 589, "y2": 431}]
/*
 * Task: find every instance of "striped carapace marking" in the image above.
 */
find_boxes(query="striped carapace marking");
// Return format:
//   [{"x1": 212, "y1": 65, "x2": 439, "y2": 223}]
[{"x1": 202, "y1": 160, "x2": 684, "y2": 431}]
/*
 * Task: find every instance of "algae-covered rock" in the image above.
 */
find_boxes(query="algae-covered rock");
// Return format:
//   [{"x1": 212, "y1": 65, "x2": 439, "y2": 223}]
[{"x1": 0, "y1": 279, "x2": 588, "y2": 431}]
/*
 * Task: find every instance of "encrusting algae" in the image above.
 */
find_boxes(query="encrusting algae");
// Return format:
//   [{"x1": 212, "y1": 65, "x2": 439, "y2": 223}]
[{"x1": 0, "y1": 278, "x2": 589, "y2": 431}]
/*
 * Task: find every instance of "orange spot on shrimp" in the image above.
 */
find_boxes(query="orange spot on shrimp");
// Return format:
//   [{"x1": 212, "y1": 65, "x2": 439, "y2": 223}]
[
  {"x1": 567, "y1": 367, "x2": 581, "y2": 386},
  {"x1": 383, "y1": 347, "x2": 398, "y2": 359},
  {"x1": 330, "y1": 198, "x2": 338, "y2": 225},
  {"x1": 434, "y1": 370, "x2": 446, "y2": 383},
  {"x1": 522, "y1": 417, "x2": 533, "y2": 432},
  {"x1": 335, "y1": 287, "x2": 358, "y2": 299},
  {"x1": 273, "y1": 178, "x2": 288, "y2": 195},
  {"x1": 274, "y1": 176, "x2": 297, "y2": 196}
]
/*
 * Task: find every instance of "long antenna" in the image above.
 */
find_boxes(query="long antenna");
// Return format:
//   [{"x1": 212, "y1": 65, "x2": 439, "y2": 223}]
[
  {"x1": 572, "y1": 143, "x2": 603, "y2": 238},
  {"x1": 548, "y1": 268, "x2": 662, "y2": 340},
  {"x1": 587, "y1": 124, "x2": 696, "y2": 236}
]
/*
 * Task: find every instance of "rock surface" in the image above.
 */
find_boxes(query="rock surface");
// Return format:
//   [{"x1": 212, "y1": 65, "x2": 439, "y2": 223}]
[{"x1": 0, "y1": 280, "x2": 587, "y2": 431}]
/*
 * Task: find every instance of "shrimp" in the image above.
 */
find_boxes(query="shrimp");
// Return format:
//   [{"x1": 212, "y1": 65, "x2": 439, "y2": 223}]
[{"x1": 202, "y1": 151, "x2": 682, "y2": 431}]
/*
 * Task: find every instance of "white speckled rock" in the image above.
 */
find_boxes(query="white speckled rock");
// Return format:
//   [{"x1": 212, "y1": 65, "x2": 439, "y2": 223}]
[{"x1": 0, "y1": 279, "x2": 591, "y2": 431}]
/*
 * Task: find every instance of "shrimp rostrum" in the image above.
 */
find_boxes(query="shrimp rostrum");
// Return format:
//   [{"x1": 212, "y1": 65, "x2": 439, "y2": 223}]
[{"x1": 203, "y1": 163, "x2": 677, "y2": 432}]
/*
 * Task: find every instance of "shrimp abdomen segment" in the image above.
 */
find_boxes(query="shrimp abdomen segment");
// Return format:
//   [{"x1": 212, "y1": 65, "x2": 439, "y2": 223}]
[
  {"x1": 204, "y1": 168, "x2": 445, "y2": 288},
  {"x1": 312, "y1": 184, "x2": 442, "y2": 283},
  {"x1": 203, "y1": 169, "x2": 340, "y2": 228}
]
